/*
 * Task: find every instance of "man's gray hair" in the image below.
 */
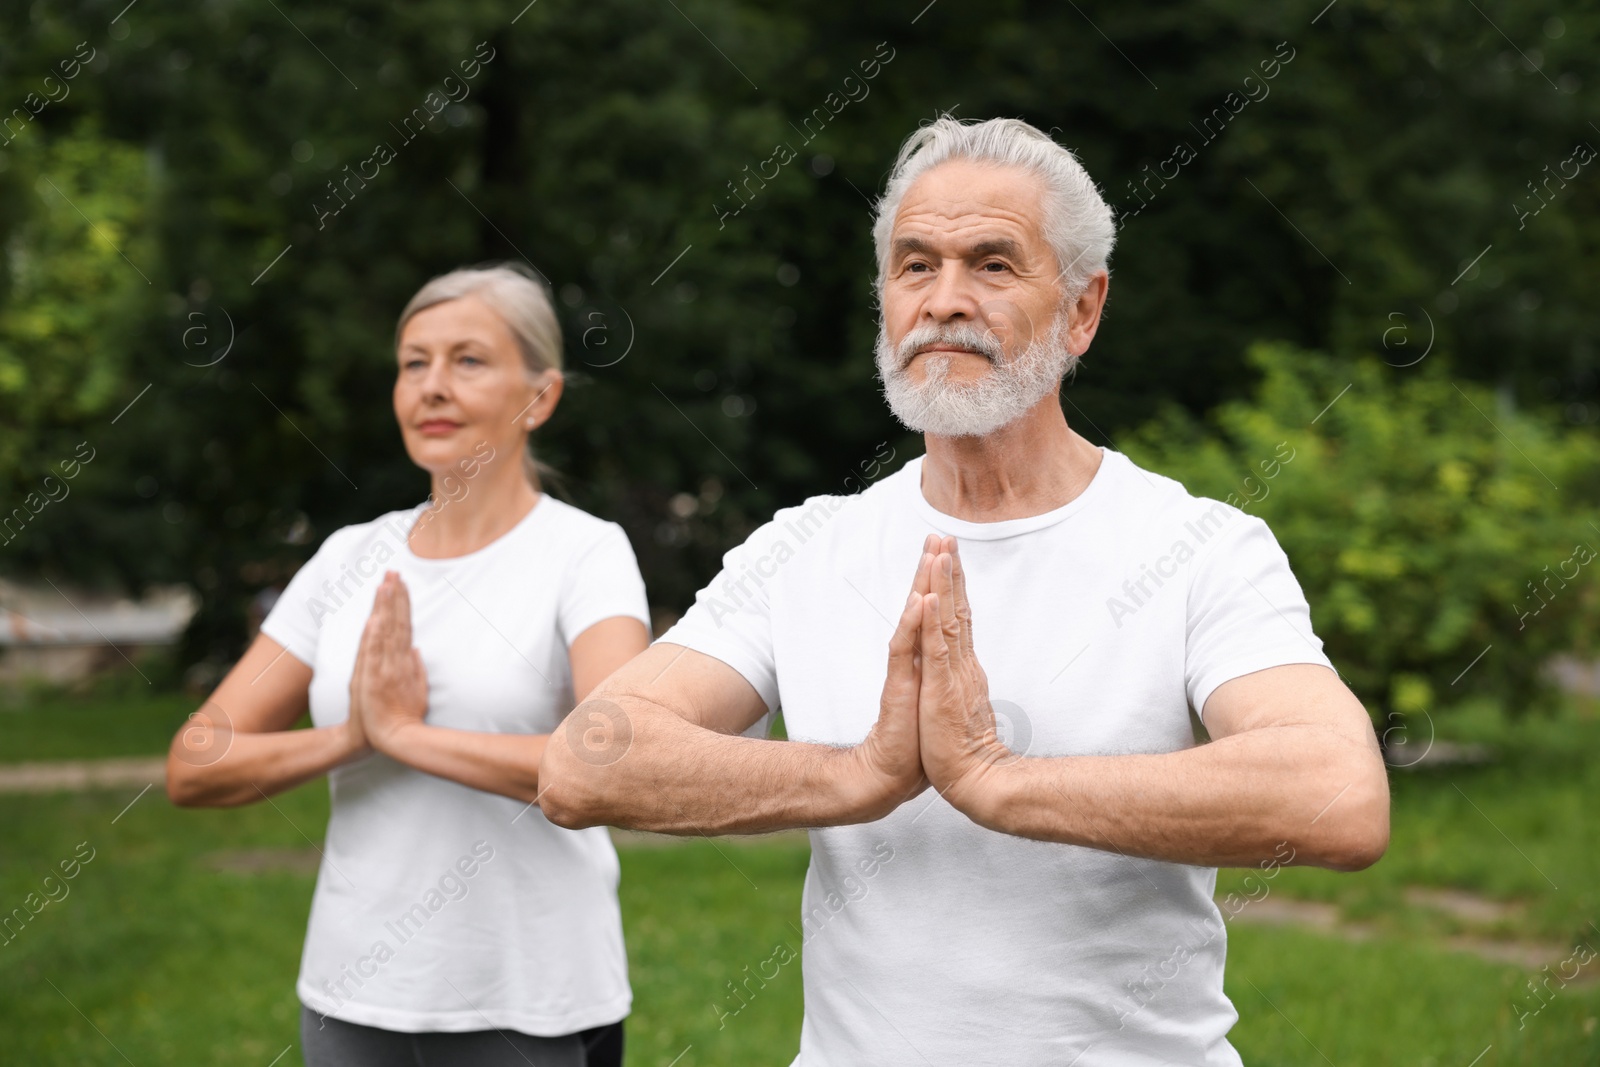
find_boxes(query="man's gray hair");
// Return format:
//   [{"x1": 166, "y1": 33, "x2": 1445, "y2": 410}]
[{"x1": 871, "y1": 116, "x2": 1116, "y2": 301}]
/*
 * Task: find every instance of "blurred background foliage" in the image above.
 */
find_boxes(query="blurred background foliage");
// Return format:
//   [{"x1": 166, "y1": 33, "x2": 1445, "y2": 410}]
[
  {"x1": 1, "y1": 0, "x2": 1596, "y2": 711},
  {"x1": 1125, "y1": 343, "x2": 1600, "y2": 723}
]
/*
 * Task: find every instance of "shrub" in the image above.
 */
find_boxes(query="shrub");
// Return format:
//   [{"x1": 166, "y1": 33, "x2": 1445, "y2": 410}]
[{"x1": 1123, "y1": 342, "x2": 1600, "y2": 724}]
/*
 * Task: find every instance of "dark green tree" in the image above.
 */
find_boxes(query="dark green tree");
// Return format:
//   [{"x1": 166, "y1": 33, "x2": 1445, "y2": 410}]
[{"x1": 1, "y1": 0, "x2": 1595, "y2": 678}]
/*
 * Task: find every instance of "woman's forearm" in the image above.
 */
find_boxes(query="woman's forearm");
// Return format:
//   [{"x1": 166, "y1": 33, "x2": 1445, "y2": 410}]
[
  {"x1": 376, "y1": 725, "x2": 546, "y2": 804},
  {"x1": 166, "y1": 720, "x2": 365, "y2": 807}
]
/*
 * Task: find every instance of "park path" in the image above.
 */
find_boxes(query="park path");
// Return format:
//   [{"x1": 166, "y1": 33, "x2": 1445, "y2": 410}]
[
  {"x1": 0, "y1": 755, "x2": 165, "y2": 793},
  {"x1": 0, "y1": 756, "x2": 1586, "y2": 977}
]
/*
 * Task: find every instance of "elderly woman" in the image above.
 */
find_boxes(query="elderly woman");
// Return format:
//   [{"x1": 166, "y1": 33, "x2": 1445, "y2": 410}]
[{"x1": 166, "y1": 263, "x2": 649, "y2": 1067}]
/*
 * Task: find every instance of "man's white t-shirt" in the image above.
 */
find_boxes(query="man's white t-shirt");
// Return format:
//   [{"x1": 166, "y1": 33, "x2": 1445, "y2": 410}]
[
  {"x1": 658, "y1": 448, "x2": 1334, "y2": 1066},
  {"x1": 260, "y1": 494, "x2": 650, "y2": 1035}
]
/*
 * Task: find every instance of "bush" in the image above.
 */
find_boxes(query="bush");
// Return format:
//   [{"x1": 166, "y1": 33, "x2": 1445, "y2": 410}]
[{"x1": 1123, "y1": 342, "x2": 1600, "y2": 725}]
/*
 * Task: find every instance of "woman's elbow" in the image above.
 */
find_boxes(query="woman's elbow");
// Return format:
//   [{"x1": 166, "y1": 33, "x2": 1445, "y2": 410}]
[
  {"x1": 163, "y1": 751, "x2": 238, "y2": 808},
  {"x1": 164, "y1": 756, "x2": 207, "y2": 807}
]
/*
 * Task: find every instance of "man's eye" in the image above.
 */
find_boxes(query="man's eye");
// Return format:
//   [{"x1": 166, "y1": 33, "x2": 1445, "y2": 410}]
[
  {"x1": 907, "y1": 262, "x2": 929, "y2": 273},
  {"x1": 982, "y1": 262, "x2": 1009, "y2": 272}
]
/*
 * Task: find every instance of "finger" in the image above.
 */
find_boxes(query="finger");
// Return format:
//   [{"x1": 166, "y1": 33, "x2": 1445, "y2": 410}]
[
  {"x1": 372, "y1": 594, "x2": 405, "y2": 685},
  {"x1": 368, "y1": 579, "x2": 386, "y2": 624},
  {"x1": 355, "y1": 622, "x2": 383, "y2": 705},
  {"x1": 918, "y1": 593, "x2": 952, "y2": 720},
  {"x1": 410, "y1": 647, "x2": 428, "y2": 693},
  {"x1": 934, "y1": 554, "x2": 961, "y2": 649},
  {"x1": 885, "y1": 590, "x2": 922, "y2": 691},
  {"x1": 919, "y1": 592, "x2": 950, "y2": 670},
  {"x1": 391, "y1": 574, "x2": 414, "y2": 647},
  {"x1": 908, "y1": 542, "x2": 935, "y2": 600},
  {"x1": 349, "y1": 619, "x2": 372, "y2": 695},
  {"x1": 948, "y1": 540, "x2": 975, "y2": 660},
  {"x1": 360, "y1": 612, "x2": 383, "y2": 664},
  {"x1": 889, "y1": 590, "x2": 920, "y2": 654},
  {"x1": 374, "y1": 579, "x2": 402, "y2": 657}
]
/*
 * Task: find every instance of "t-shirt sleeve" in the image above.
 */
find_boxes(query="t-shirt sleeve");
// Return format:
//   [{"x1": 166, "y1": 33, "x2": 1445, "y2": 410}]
[
  {"x1": 1185, "y1": 511, "x2": 1334, "y2": 720},
  {"x1": 555, "y1": 522, "x2": 652, "y2": 647},
  {"x1": 259, "y1": 528, "x2": 349, "y2": 670},
  {"x1": 655, "y1": 516, "x2": 784, "y2": 716}
]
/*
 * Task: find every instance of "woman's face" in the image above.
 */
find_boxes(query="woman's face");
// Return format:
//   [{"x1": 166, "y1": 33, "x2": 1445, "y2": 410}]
[{"x1": 394, "y1": 295, "x2": 561, "y2": 481}]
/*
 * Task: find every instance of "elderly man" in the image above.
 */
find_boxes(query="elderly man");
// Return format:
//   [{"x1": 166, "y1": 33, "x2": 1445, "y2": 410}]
[{"x1": 540, "y1": 116, "x2": 1389, "y2": 1065}]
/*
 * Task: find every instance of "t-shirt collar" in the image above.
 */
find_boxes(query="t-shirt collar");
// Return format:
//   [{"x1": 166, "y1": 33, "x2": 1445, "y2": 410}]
[{"x1": 901, "y1": 447, "x2": 1114, "y2": 541}]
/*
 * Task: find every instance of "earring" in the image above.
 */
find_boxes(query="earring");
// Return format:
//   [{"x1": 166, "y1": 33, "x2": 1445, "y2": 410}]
[{"x1": 526, "y1": 417, "x2": 537, "y2": 428}]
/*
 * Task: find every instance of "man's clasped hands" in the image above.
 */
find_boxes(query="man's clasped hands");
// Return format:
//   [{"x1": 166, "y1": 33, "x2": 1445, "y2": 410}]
[{"x1": 852, "y1": 534, "x2": 1025, "y2": 824}]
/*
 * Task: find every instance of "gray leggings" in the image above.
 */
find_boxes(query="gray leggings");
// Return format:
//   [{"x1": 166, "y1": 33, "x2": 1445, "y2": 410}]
[{"x1": 300, "y1": 1006, "x2": 624, "y2": 1067}]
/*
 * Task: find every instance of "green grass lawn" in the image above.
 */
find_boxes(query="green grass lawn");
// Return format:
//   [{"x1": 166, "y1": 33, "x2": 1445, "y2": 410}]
[
  {"x1": 1, "y1": 694, "x2": 1597, "y2": 1065},
  {"x1": 0, "y1": 690, "x2": 193, "y2": 762}
]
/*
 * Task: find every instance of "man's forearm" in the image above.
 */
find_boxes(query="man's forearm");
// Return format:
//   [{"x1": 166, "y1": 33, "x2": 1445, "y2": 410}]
[
  {"x1": 956, "y1": 724, "x2": 1389, "y2": 870},
  {"x1": 539, "y1": 699, "x2": 894, "y2": 835}
]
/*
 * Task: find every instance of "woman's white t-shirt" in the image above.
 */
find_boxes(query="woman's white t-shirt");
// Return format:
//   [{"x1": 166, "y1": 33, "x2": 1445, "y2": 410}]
[{"x1": 260, "y1": 494, "x2": 650, "y2": 1035}]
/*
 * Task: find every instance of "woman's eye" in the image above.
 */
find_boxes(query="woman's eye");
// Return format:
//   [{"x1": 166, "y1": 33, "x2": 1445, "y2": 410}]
[
  {"x1": 403, "y1": 359, "x2": 426, "y2": 371},
  {"x1": 458, "y1": 354, "x2": 484, "y2": 366}
]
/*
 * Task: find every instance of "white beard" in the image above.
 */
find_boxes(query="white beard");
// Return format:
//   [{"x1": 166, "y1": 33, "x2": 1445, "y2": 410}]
[{"x1": 875, "y1": 312, "x2": 1076, "y2": 437}]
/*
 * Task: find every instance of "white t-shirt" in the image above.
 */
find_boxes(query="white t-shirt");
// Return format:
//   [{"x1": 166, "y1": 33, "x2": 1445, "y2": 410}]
[
  {"x1": 260, "y1": 494, "x2": 650, "y2": 1035},
  {"x1": 658, "y1": 448, "x2": 1333, "y2": 1066}
]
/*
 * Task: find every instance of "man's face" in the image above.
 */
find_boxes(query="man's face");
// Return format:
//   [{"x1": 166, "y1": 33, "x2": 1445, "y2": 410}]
[
  {"x1": 882, "y1": 159, "x2": 1062, "y2": 373},
  {"x1": 876, "y1": 159, "x2": 1090, "y2": 437}
]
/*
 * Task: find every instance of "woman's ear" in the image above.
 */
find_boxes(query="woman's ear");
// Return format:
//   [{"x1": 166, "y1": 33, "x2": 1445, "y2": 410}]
[{"x1": 524, "y1": 369, "x2": 564, "y2": 427}]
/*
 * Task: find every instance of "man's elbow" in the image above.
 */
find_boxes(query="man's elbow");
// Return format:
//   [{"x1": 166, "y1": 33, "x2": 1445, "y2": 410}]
[
  {"x1": 1321, "y1": 814, "x2": 1389, "y2": 871},
  {"x1": 536, "y1": 738, "x2": 605, "y2": 830},
  {"x1": 1311, "y1": 766, "x2": 1390, "y2": 872}
]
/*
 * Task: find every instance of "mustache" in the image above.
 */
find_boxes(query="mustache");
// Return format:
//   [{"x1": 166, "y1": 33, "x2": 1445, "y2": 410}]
[{"x1": 894, "y1": 323, "x2": 1005, "y2": 369}]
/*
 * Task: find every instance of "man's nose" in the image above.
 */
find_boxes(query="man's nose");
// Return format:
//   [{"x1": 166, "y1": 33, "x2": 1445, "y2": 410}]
[{"x1": 920, "y1": 260, "x2": 981, "y2": 323}]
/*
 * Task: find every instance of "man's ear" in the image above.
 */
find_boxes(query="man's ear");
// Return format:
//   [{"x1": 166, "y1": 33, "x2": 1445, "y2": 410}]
[{"x1": 1067, "y1": 272, "x2": 1110, "y2": 354}]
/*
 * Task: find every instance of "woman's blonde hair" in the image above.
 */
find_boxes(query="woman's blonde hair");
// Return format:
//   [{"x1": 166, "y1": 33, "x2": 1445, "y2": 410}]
[{"x1": 395, "y1": 262, "x2": 563, "y2": 489}]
